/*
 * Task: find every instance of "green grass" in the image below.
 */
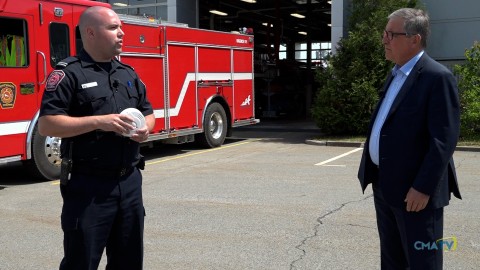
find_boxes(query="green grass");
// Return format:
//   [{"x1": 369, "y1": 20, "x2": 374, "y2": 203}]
[
  {"x1": 315, "y1": 135, "x2": 480, "y2": 147},
  {"x1": 458, "y1": 134, "x2": 480, "y2": 146}
]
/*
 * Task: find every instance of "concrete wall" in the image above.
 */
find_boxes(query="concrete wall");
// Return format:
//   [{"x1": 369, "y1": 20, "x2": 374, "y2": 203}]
[
  {"x1": 330, "y1": 0, "x2": 350, "y2": 55},
  {"x1": 331, "y1": 0, "x2": 480, "y2": 63},
  {"x1": 422, "y1": 0, "x2": 480, "y2": 61}
]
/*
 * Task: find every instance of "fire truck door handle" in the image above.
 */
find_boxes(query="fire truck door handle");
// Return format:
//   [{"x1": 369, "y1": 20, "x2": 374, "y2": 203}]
[{"x1": 37, "y1": 51, "x2": 47, "y2": 85}]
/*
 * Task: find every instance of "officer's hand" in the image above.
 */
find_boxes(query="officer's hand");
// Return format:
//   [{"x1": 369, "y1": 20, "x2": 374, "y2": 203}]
[
  {"x1": 130, "y1": 126, "x2": 149, "y2": 142},
  {"x1": 99, "y1": 114, "x2": 135, "y2": 135}
]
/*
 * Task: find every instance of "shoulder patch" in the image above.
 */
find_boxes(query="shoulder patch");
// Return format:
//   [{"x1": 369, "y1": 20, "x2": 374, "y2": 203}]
[
  {"x1": 45, "y1": 70, "x2": 65, "y2": 91},
  {"x1": 55, "y1": 56, "x2": 79, "y2": 69}
]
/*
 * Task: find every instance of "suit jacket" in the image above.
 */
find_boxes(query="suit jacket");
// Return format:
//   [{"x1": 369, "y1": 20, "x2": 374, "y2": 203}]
[{"x1": 358, "y1": 53, "x2": 462, "y2": 209}]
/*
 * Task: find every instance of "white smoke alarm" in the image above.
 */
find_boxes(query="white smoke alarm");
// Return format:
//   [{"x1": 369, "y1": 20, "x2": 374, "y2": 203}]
[{"x1": 120, "y1": 108, "x2": 146, "y2": 137}]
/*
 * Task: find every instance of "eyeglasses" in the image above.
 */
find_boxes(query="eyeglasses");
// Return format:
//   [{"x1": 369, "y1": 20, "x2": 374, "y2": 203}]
[{"x1": 383, "y1": 30, "x2": 409, "y2": 40}]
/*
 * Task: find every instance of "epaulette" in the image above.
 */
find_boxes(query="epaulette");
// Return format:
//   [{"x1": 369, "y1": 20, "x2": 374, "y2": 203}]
[
  {"x1": 55, "y1": 56, "x2": 80, "y2": 69},
  {"x1": 115, "y1": 58, "x2": 135, "y2": 70}
]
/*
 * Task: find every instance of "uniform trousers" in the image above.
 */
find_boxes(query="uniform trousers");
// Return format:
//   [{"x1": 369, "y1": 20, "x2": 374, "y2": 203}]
[
  {"x1": 372, "y1": 184, "x2": 444, "y2": 270},
  {"x1": 59, "y1": 167, "x2": 144, "y2": 270}
]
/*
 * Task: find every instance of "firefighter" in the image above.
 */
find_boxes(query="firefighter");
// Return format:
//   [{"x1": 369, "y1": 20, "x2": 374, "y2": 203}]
[{"x1": 38, "y1": 6, "x2": 155, "y2": 270}]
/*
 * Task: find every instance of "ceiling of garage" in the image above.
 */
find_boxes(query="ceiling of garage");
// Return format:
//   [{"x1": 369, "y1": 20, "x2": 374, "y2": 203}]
[{"x1": 198, "y1": 0, "x2": 332, "y2": 50}]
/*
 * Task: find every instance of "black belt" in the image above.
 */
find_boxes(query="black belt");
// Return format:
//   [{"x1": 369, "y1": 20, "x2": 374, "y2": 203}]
[{"x1": 71, "y1": 164, "x2": 135, "y2": 178}]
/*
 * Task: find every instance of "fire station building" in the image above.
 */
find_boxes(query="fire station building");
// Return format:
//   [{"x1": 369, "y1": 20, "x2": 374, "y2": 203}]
[
  {"x1": 95, "y1": 0, "x2": 480, "y2": 64},
  {"x1": 95, "y1": 0, "x2": 480, "y2": 117}
]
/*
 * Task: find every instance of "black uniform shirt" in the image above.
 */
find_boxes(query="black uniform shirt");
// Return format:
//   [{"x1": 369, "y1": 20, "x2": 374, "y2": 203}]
[{"x1": 40, "y1": 49, "x2": 153, "y2": 169}]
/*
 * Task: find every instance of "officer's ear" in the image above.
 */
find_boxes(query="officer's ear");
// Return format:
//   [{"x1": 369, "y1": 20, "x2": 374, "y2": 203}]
[{"x1": 85, "y1": 26, "x2": 95, "y2": 40}]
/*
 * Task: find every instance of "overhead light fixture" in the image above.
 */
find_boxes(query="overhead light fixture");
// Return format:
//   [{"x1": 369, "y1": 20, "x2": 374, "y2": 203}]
[
  {"x1": 290, "y1": 13, "x2": 305, "y2": 19},
  {"x1": 113, "y1": 2, "x2": 128, "y2": 7},
  {"x1": 298, "y1": 31, "x2": 307, "y2": 35},
  {"x1": 209, "y1": 10, "x2": 228, "y2": 16},
  {"x1": 327, "y1": 0, "x2": 332, "y2": 4},
  {"x1": 262, "y1": 22, "x2": 273, "y2": 27},
  {"x1": 241, "y1": 0, "x2": 257, "y2": 3},
  {"x1": 327, "y1": 23, "x2": 332, "y2": 27}
]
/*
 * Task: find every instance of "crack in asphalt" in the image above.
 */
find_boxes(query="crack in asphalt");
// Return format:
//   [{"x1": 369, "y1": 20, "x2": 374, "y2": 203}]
[
  {"x1": 454, "y1": 155, "x2": 469, "y2": 170},
  {"x1": 289, "y1": 194, "x2": 373, "y2": 270}
]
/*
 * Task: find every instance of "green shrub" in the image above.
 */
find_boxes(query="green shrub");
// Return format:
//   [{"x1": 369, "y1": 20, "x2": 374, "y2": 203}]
[
  {"x1": 453, "y1": 42, "x2": 480, "y2": 138},
  {"x1": 311, "y1": 0, "x2": 417, "y2": 135}
]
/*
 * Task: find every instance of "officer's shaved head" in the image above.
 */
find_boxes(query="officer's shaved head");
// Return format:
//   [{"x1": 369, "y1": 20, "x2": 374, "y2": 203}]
[
  {"x1": 78, "y1": 6, "x2": 124, "y2": 61},
  {"x1": 79, "y1": 6, "x2": 113, "y2": 39}
]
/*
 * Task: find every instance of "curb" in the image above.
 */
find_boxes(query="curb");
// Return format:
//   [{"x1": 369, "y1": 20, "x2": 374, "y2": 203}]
[
  {"x1": 305, "y1": 140, "x2": 480, "y2": 152},
  {"x1": 305, "y1": 140, "x2": 364, "y2": 147},
  {"x1": 455, "y1": 146, "x2": 480, "y2": 152}
]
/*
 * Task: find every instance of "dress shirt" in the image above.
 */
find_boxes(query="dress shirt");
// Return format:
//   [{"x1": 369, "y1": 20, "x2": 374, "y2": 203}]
[{"x1": 369, "y1": 51, "x2": 424, "y2": 166}]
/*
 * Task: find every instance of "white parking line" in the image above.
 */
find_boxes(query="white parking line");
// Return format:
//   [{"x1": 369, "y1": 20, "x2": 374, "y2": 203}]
[{"x1": 315, "y1": 147, "x2": 363, "y2": 166}]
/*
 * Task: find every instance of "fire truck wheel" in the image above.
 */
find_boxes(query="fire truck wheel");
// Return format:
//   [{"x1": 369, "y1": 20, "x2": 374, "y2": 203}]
[
  {"x1": 26, "y1": 126, "x2": 61, "y2": 180},
  {"x1": 197, "y1": 103, "x2": 227, "y2": 148}
]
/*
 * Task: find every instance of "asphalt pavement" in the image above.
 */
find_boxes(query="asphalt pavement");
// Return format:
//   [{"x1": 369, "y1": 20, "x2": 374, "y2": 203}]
[{"x1": 0, "y1": 118, "x2": 478, "y2": 269}]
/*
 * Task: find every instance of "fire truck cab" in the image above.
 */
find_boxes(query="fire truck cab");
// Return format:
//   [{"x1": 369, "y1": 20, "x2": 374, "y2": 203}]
[{"x1": 0, "y1": 0, "x2": 258, "y2": 180}]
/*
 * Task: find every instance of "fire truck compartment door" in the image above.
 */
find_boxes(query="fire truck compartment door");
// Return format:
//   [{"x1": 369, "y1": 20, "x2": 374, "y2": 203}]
[
  {"x1": 0, "y1": 13, "x2": 37, "y2": 158},
  {"x1": 167, "y1": 44, "x2": 197, "y2": 130}
]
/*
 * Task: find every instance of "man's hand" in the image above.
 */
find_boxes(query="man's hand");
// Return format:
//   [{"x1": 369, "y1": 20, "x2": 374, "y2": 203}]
[
  {"x1": 404, "y1": 187, "x2": 430, "y2": 212},
  {"x1": 99, "y1": 114, "x2": 135, "y2": 135},
  {"x1": 130, "y1": 126, "x2": 149, "y2": 142},
  {"x1": 101, "y1": 114, "x2": 149, "y2": 142},
  {"x1": 130, "y1": 113, "x2": 155, "y2": 142}
]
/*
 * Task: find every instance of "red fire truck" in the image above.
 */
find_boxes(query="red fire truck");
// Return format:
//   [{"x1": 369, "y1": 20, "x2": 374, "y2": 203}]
[{"x1": 0, "y1": 0, "x2": 258, "y2": 180}]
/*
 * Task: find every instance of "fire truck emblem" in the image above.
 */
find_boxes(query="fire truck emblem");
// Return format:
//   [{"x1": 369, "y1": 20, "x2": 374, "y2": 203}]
[
  {"x1": 0, "y1": 82, "x2": 16, "y2": 109},
  {"x1": 46, "y1": 70, "x2": 66, "y2": 91},
  {"x1": 241, "y1": 95, "x2": 251, "y2": 106}
]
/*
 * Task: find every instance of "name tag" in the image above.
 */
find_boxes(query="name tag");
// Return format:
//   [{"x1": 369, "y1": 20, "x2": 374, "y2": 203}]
[{"x1": 81, "y1": 82, "x2": 98, "y2": 89}]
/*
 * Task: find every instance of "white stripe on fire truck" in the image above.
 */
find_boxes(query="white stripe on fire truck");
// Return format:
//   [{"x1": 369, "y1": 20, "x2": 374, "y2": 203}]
[
  {"x1": 153, "y1": 72, "x2": 253, "y2": 119},
  {"x1": 1, "y1": 74, "x2": 253, "y2": 133},
  {"x1": 0, "y1": 121, "x2": 30, "y2": 136}
]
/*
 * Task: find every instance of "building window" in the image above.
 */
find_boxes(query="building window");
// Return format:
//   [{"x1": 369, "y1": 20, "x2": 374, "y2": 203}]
[
  {"x1": 98, "y1": 0, "x2": 168, "y2": 20},
  {"x1": 279, "y1": 44, "x2": 287, "y2": 60},
  {"x1": 295, "y1": 42, "x2": 331, "y2": 66}
]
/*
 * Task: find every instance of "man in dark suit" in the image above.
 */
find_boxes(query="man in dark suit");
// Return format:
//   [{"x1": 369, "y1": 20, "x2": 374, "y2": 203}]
[{"x1": 357, "y1": 8, "x2": 461, "y2": 270}]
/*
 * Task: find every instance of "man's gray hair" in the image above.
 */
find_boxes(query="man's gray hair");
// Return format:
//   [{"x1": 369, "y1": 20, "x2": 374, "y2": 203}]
[{"x1": 389, "y1": 8, "x2": 430, "y2": 48}]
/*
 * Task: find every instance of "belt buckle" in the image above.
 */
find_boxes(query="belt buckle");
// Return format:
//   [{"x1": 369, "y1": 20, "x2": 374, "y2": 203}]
[{"x1": 119, "y1": 168, "x2": 127, "y2": 176}]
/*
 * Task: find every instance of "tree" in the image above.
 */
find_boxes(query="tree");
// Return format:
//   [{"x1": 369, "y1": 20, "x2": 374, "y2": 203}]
[
  {"x1": 311, "y1": 0, "x2": 417, "y2": 135},
  {"x1": 453, "y1": 41, "x2": 480, "y2": 138}
]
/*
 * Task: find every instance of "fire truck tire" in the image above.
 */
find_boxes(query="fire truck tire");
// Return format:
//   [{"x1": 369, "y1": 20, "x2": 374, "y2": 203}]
[
  {"x1": 197, "y1": 103, "x2": 227, "y2": 148},
  {"x1": 27, "y1": 126, "x2": 61, "y2": 180}
]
